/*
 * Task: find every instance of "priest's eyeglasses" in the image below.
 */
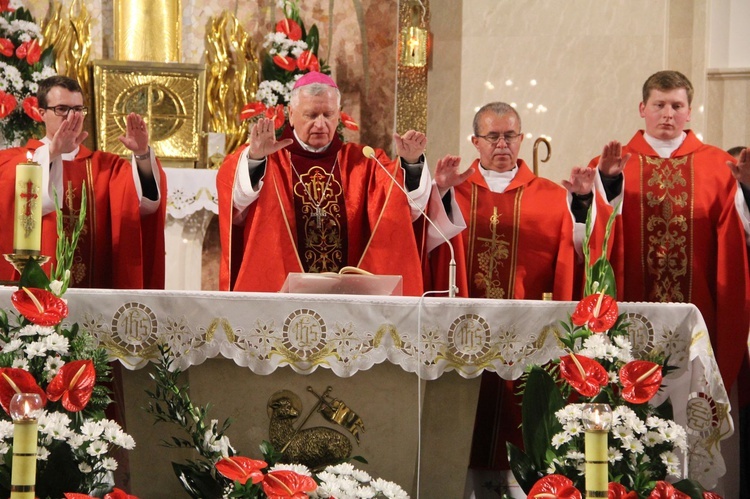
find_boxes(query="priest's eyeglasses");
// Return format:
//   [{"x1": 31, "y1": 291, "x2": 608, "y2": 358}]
[
  {"x1": 475, "y1": 132, "x2": 522, "y2": 146},
  {"x1": 43, "y1": 105, "x2": 88, "y2": 117}
]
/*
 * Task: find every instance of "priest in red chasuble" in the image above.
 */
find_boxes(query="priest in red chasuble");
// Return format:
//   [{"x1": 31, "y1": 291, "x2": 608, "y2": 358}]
[
  {"x1": 216, "y1": 72, "x2": 431, "y2": 295},
  {"x1": 587, "y1": 70, "x2": 750, "y2": 397},
  {"x1": 428, "y1": 102, "x2": 599, "y2": 469},
  {"x1": 0, "y1": 75, "x2": 167, "y2": 289}
]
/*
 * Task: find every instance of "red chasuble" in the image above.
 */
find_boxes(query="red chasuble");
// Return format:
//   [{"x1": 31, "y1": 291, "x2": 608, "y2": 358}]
[
  {"x1": 588, "y1": 130, "x2": 750, "y2": 392},
  {"x1": 430, "y1": 159, "x2": 578, "y2": 469},
  {"x1": 216, "y1": 131, "x2": 424, "y2": 295},
  {"x1": 0, "y1": 141, "x2": 167, "y2": 289}
]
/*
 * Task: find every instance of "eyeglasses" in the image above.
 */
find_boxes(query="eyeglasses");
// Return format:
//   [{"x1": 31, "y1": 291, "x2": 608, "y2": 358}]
[
  {"x1": 43, "y1": 105, "x2": 88, "y2": 117},
  {"x1": 475, "y1": 132, "x2": 523, "y2": 146}
]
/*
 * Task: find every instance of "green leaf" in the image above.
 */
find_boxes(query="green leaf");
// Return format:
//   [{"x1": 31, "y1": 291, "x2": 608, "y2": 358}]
[
  {"x1": 506, "y1": 442, "x2": 541, "y2": 494},
  {"x1": 672, "y1": 478, "x2": 706, "y2": 499},
  {"x1": 172, "y1": 462, "x2": 225, "y2": 499},
  {"x1": 306, "y1": 24, "x2": 320, "y2": 55},
  {"x1": 18, "y1": 257, "x2": 51, "y2": 289},
  {"x1": 588, "y1": 255, "x2": 616, "y2": 298},
  {"x1": 521, "y1": 366, "x2": 564, "y2": 470},
  {"x1": 351, "y1": 455, "x2": 368, "y2": 464}
]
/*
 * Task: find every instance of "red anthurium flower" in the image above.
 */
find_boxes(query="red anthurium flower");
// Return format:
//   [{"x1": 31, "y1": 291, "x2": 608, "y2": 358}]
[
  {"x1": 619, "y1": 360, "x2": 662, "y2": 404},
  {"x1": 0, "y1": 38, "x2": 13, "y2": 57},
  {"x1": 64, "y1": 494, "x2": 94, "y2": 499},
  {"x1": 264, "y1": 104, "x2": 286, "y2": 129},
  {"x1": 647, "y1": 481, "x2": 690, "y2": 499},
  {"x1": 702, "y1": 493, "x2": 722, "y2": 499},
  {"x1": 0, "y1": 0, "x2": 13, "y2": 12},
  {"x1": 262, "y1": 470, "x2": 317, "y2": 499},
  {"x1": 296, "y1": 50, "x2": 319, "y2": 72},
  {"x1": 14, "y1": 41, "x2": 27, "y2": 60},
  {"x1": 609, "y1": 482, "x2": 638, "y2": 499},
  {"x1": 0, "y1": 368, "x2": 46, "y2": 415},
  {"x1": 23, "y1": 38, "x2": 41, "y2": 64},
  {"x1": 240, "y1": 101, "x2": 267, "y2": 121},
  {"x1": 571, "y1": 292, "x2": 619, "y2": 332},
  {"x1": 104, "y1": 488, "x2": 140, "y2": 499},
  {"x1": 215, "y1": 456, "x2": 267, "y2": 485},
  {"x1": 0, "y1": 91, "x2": 16, "y2": 119},
  {"x1": 275, "y1": 18, "x2": 302, "y2": 41},
  {"x1": 273, "y1": 54, "x2": 297, "y2": 72},
  {"x1": 340, "y1": 111, "x2": 359, "y2": 131},
  {"x1": 22, "y1": 96, "x2": 42, "y2": 122},
  {"x1": 46, "y1": 359, "x2": 96, "y2": 412},
  {"x1": 528, "y1": 474, "x2": 581, "y2": 499},
  {"x1": 11, "y1": 287, "x2": 69, "y2": 326},
  {"x1": 559, "y1": 353, "x2": 609, "y2": 397}
]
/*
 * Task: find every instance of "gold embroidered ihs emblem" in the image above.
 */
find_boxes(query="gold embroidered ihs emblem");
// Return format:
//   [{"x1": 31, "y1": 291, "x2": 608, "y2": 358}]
[
  {"x1": 294, "y1": 165, "x2": 343, "y2": 272},
  {"x1": 474, "y1": 207, "x2": 510, "y2": 298}
]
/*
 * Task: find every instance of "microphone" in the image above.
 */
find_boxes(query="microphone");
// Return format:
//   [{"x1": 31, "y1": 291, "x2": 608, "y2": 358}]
[{"x1": 362, "y1": 146, "x2": 458, "y2": 298}]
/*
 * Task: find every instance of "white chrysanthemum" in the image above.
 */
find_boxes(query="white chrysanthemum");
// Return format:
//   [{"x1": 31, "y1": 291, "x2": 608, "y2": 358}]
[
  {"x1": 44, "y1": 333, "x2": 70, "y2": 355},
  {"x1": 646, "y1": 415, "x2": 668, "y2": 430},
  {"x1": 87, "y1": 439, "x2": 109, "y2": 456},
  {"x1": 630, "y1": 418, "x2": 647, "y2": 435},
  {"x1": 551, "y1": 432, "x2": 571, "y2": 448},
  {"x1": 80, "y1": 421, "x2": 104, "y2": 440},
  {"x1": 563, "y1": 420, "x2": 584, "y2": 437},
  {"x1": 327, "y1": 462, "x2": 356, "y2": 476},
  {"x1": 37, "y1": 446, "x2": 50, "y2": 460},
  {"x1": 371, "y1": 477, "x2": 408, "y2": 498},
  {"x1": 101, "y1": 457, "x2": 119, "y2": 471},
  {"x1": 78, "y1": 462, "x2": 92, "y2": 473},
  {"x1": 38, "y1": 411, "x2": 73, "y2": 440},
  {"x1": 11, "y1": 358, "x2": 29, "y2": 370},
  {"x1": 68, "y1": 433, "x2": 86, "y2": 449},
  {"x1": 2, "y1": 338, "x2": 23, "y2": 352},
  {"x1": 555, "y1": 404, "x2": 583, "y2": 423},
  {"x1": 643, "y1": 430, "x2": 665, "y2": 447},
  {"x1": 608, "y1": 447, "x2": 623, "y2": 463},
  {"x1": 19, "y1": 324, "x2": 55, "y2": 337},
  {"x1": 351, "y1": 468, "x2": 372, "y2": 482},
  {"x1": 623, "y1": 438, "x2": 644, "y2": 454},
  {"x1": 43, "y1": 356, "x2": 64, "y2": 380},
  {"x1": 270, "y1": 463, "x2": 312, "y2": 476},
  {"x1": 612, "y1": 425, "x2": 633, "y2": 441},
  {"x1": 608, "y1": 370, "x2": 619, "y2": 383},
  {"x1": 0, "y1": 442, "x2": 9, "y2": 455},
  {"x1": 275, "y1": 0, "x2": 287, "y2": 9},
  {"x1": 0, "y1": 421, "x2": 14, "y2": 439},
  {"x1": 24, "y1": 340, "x2": 48, "y2": 358}
]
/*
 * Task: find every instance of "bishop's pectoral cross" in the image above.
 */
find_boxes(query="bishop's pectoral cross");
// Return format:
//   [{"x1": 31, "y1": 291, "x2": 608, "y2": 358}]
[{"x1": 313, "y1": 205, "x2": 326, "y2": 226}]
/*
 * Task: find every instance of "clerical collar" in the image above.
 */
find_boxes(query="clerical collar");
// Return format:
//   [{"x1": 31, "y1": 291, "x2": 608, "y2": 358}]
[
  {"x1": 644, "y1": 131, "x2": 686, "y2": 159},
  {"x1": 479, "y1": 163, "x2": 518, "y2": 193},
  {"x1": 293, "y1": 129, "x2": 331, "y2": 153},
  {"x1": 41, "y1": 136, "x2": 79, "y2": 160}
]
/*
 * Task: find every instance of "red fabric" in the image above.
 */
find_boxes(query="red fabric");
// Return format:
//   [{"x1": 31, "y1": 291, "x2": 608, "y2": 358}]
[
  {"x1": 217, "y1": 139, "x2": 424, "y2": 295},
  {"x1": 431, "y1": 159, "x2": 577, "y2": 300},
  {"x1": 587, "y1": 130, "x2": 750, "y2": 392},
  {"x1": 0, "y1": 141, "x2": 167, "y2": 289},
  {"x1": 428, "y1": 159, "x2": 579, "y2": 469}
]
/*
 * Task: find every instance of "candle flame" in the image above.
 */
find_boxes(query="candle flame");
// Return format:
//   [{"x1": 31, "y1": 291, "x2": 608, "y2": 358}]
[
  {"x1": 26, "y1": 151, "x2": 32, "y2": 161},
  {"x1": 23, "y1": 400, "x2": 30, "y2": 417}
]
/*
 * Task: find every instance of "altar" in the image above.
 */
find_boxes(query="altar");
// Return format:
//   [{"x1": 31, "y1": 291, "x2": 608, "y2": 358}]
[{"x1": 0, "y1": 288, "x2": 731, "y2": 498}]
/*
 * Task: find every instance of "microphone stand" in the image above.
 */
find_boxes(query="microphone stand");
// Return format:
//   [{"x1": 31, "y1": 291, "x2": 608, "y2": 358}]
[{"x1": 363, "y1": 147, "x2": 457, "y2": 298}]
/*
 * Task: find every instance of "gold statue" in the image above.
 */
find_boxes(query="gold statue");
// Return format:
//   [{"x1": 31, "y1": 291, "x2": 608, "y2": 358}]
[
  {"x1": 204, "y1": 11, "x2": 260, "y2": 155},
  {"x1": 41, "y1": 0, "x2": 91, "y2": 101}
]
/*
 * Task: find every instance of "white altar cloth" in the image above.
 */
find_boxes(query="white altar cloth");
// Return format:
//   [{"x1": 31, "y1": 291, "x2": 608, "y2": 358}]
[{"x1": 0, "y1": 287, "x2": 731, "y2": 489}]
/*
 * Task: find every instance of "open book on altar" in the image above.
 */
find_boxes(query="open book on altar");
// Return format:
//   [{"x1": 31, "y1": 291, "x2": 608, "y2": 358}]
[{"x1": 280, "y1": 268, "x2": 403, "y2": 296}]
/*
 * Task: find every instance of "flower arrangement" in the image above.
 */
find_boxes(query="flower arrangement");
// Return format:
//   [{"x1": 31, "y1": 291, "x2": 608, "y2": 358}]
[
  {"x1": 0, "y1": 188, "x2": 136, "y2": 498},
  {"x1": 146, "y1": 346, "x2": 409, "y2": 499},
  {"x1": 240, "y1": 0, "x2": 358, "y2": 134},
  {"x1": 0, "y1": 0, "x2": 57, "y2": 146},
  {"x1": 506, "y1": 211, "x2": 721, "y2": 499}
]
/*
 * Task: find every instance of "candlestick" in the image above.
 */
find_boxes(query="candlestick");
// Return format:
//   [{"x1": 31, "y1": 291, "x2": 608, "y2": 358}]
[
  {"x1": 13, "y1": 153, "x2": 42, "y2": 254},
  {"x1": 9, "y1": 393, "x2": 43, "y2": 499},
  {"x1": 582, "y1": 403, "x2": 611, "y2": 499}
]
